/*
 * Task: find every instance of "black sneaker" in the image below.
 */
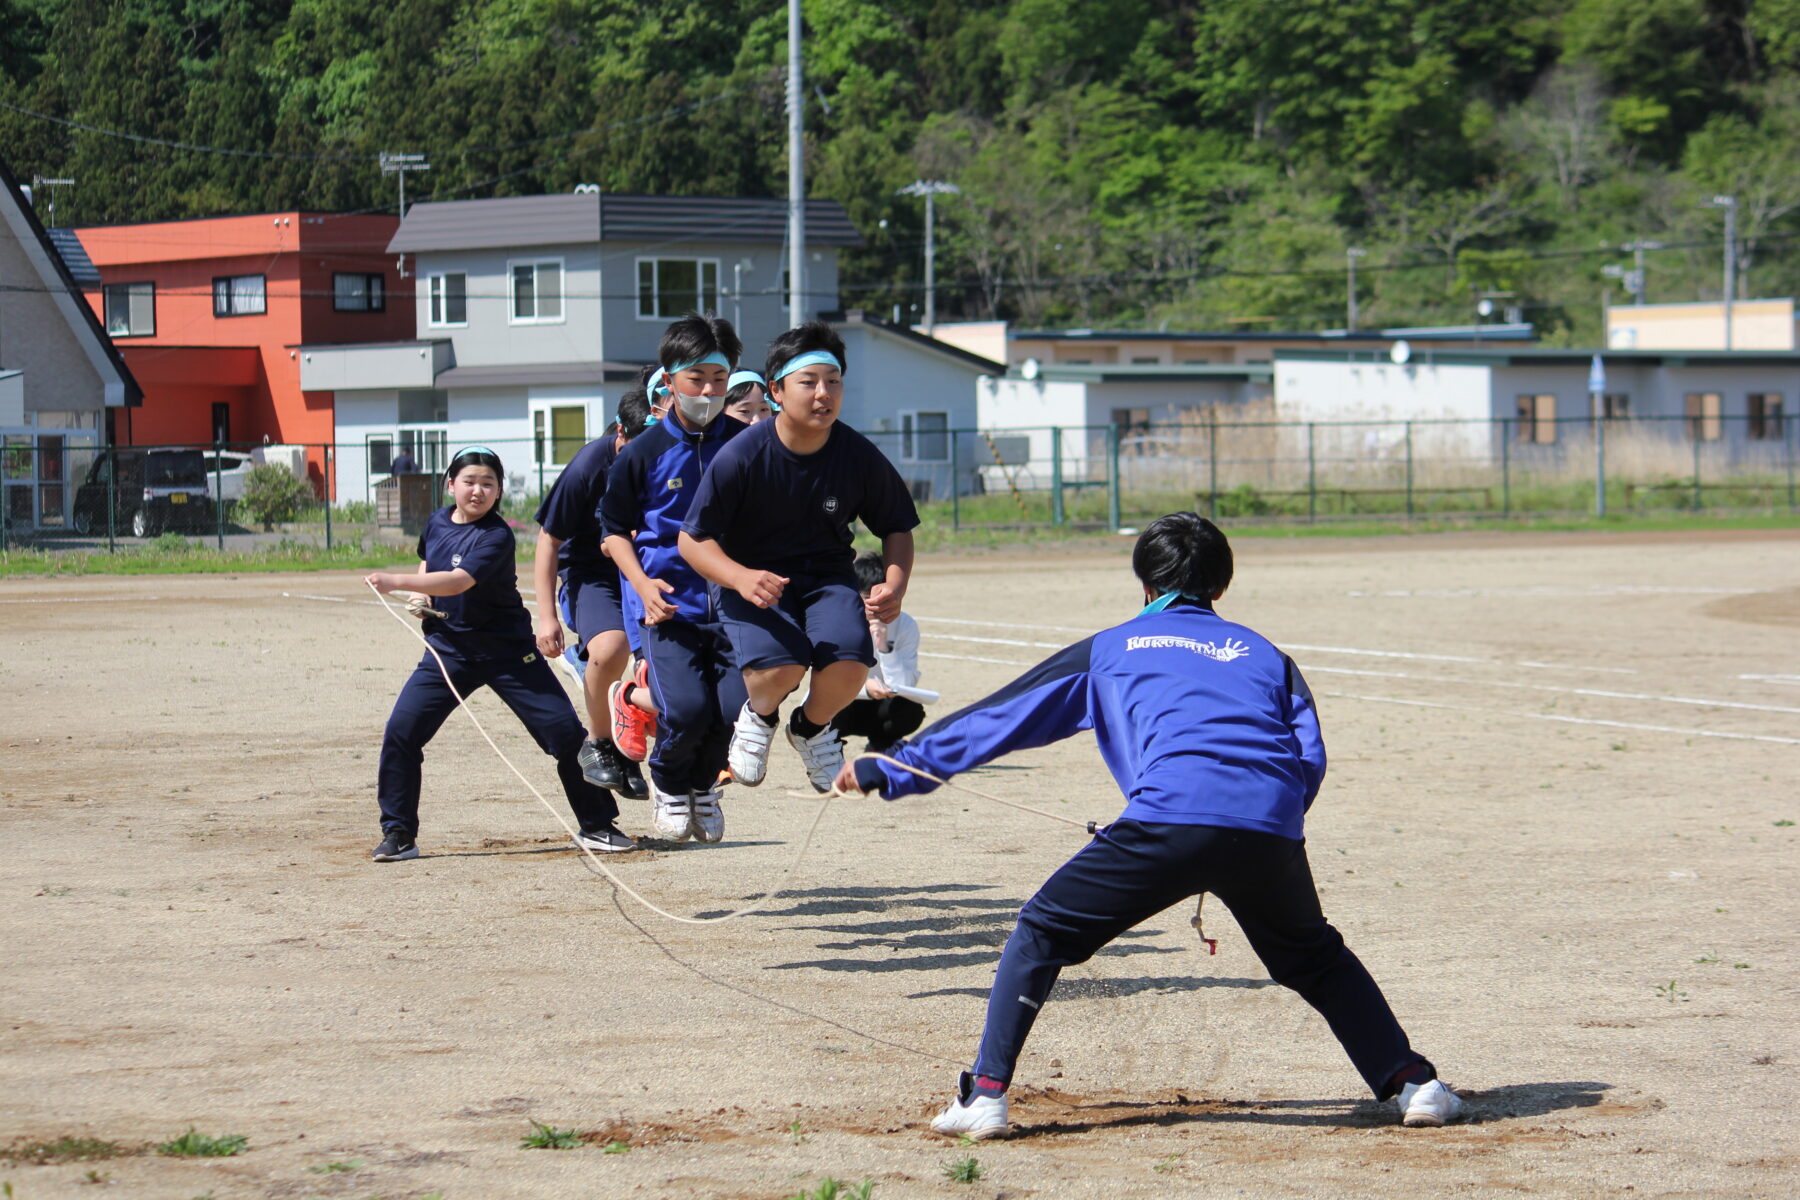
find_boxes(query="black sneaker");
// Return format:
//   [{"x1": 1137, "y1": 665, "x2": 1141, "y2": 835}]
[
  {"x1": 619, "y1": 758, "x2": 649, "y2": 801},
  {"x1": 574, "y1": 824, "x2": 638, "y2": 853},
  {"x1": 372, "y1": 829, "x2": 419, "y2": 861},
  {"x1": 578, "y1": 737, "x2": 626, "y2": 791}
]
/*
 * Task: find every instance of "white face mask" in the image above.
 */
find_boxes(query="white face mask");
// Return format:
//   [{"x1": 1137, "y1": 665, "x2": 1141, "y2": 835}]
[{"x1": 673, "y1": 385, "x2": 726, "y2": 426}]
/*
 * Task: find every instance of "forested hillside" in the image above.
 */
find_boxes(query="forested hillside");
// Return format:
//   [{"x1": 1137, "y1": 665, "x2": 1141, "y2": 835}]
[{"x1": 3, "y1": 0, "x2": 1798, "y2": 340}]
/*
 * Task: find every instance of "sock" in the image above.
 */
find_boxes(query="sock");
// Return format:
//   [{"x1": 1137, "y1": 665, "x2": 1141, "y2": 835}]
[
  {"x1": 1389, "y1": 1061, "x2": 1434, "y2": 1093},
  {"x1": 971, "y1": 1075, "x2": 1007, "y2": 1099},
  {"x1": 618, "y1": 683, "x2": 637, "y2": 708},
  {"x1": 790, "y1": 709, "x2": 826, "y2": 738},
  {"x1": 751, "y1": 706, "x2": 778, "y2": 727}
]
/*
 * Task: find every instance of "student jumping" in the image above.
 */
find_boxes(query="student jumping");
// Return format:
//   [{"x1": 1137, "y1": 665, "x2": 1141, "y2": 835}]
[
  {"x1": 679, "y1": 321, "x2": 919, "y2": 792},
  {"x1": 600, "y1": 315, "x2": 747, "y2": 842},
  {"x1": 839, "y1": 512, "x2": 1466, "y2": 1137},
  {"x1": 531, "y1": 386, "x2": 653, "y2": 802},
  {"x1": 366, "y1": 447, "x2": 635, "y2": 862}
]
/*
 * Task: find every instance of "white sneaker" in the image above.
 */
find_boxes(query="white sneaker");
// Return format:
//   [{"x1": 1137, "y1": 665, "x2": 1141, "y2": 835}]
[
  {"x1": 726, "y1": 702, "x2": 775, "y2": 786},
  {"x1": 690, "y1": 787, "x2": 725, "y2": 844},
  {"x1": 1399, "y1": 1079, "x2": 1466, "y2": 1127},
  {"x1": 930, "y1": 1073, "x2": 1009, "y2": 1140},
  {"x1": 650, "y1": 783, "x2": 694, "y2": 841},
  {"x1": 786, "y1": 720, "x2": 845, "y2": 793}
]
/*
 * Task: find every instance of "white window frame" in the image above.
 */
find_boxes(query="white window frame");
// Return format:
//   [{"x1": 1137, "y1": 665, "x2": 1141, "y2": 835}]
[
  {"x1": 103, "y1": 281, "x2": 156, "y2": 336},
  {"x1": 635, "y1": 256, "x2": 721, "y2": 321},
  {"x1": 508, "y1": 258, "x2": 565, "y2": 325},
  {"x1": 212, "y1": 274, "x2": 266, "y2": 317},
  {"x1": 899, "y1": 410, "x2": 950, "y2": 463},
  {"x1": 427, "y1": 272, "x2": 467, "y2": 328}
]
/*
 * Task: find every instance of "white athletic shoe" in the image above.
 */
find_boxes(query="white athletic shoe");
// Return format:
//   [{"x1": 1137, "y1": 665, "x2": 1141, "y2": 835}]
[
  {"x1": 650, "y1": 783, "x2": 694, "y2": 842},
  {"x1": 930, "y1": 1073, "x2": 1009, "y2": 1140},
  {"x1": 786, "y1": 720, "x2": 845, "y2": 793},
  {"x1": 1399, "y1": 1079, "x2": 1466, "y2": 1127},
  {"x1": 690, "y1": 787, "x2": 725, "y2": 843},
  {"x1": 726, "y1": 702, "x2": 775, "y2": 787}
]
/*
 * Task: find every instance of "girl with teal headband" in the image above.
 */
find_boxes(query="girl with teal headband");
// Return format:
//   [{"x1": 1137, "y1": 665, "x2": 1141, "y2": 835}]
[
  {"x1": 724, "y1": 368, "x2": 773, "y2": 424},
  {"x1": 678, "y1": 320, "x2": 921, "y2": 794}
]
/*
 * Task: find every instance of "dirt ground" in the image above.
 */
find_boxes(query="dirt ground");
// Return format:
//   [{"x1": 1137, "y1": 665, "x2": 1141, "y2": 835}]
[{"x1": 3, "y1": 528, "x2": 1797, "y2": 1200}]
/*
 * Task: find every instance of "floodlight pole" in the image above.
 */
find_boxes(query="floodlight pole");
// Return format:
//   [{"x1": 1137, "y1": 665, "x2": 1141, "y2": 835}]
[
  {"x1": 787, "y1": 0, "x2": 806, "y2": 328},
  {"x1": 1346, "y1": 247, "x2": 1366, "y2": 331},
  {"x1": 899, "y1": 180, "x2": 960, "y2": 334}
]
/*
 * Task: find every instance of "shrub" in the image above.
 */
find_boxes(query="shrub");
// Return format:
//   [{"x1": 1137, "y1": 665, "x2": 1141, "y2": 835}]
[
  {"x1": 238, "y1": 465, "x2": 313, "y2": 531},
  {"x1": 156, "y1": 1128, "x2": 247, "y2": 1157}
]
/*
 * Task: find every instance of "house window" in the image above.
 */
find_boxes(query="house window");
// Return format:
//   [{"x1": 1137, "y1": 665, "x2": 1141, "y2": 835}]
[
  {"x1": 900, "y1": 411, "x2": 949, "y2": 463},
  {"x1": 510, "y1": 259, "x2": 564, "y2": 323},
  {"x1": 103, "y1": 282, "x2": 155, "y2": 336},
  {"x1": 1748, "y1": 393, "x2": 1784, "y2": 441},
  {"x1": 333, "y1": 272, "x2": 385, "y2": 312},
  {"x1": 1130, "y1": 356, "x2": 1160, "y2": 365},
  {"x1": 212, "y1": 274, "x2": 266, "y2": 317},
  {"x1": 428, "y1": 273, "x2": 466, "y2": 326},
  {"x1": 636, "y1": 258, "x2": 720, "y2": 319},
  {"x1": 1685, "y1": 392, "x2": 1722, "y2": 441},
  {"x1": 1601, "y1": 393, "x2": 1630, "y2": 420},
  {"x1": 368, "y1": 436, "x2": 393, "y2": 474},
  {"x1": 533, "y1": 405, "x2": 586, "y2": 466},
  {"x1": 1112, "y1": 407, "x2": 1151, "y2": 436},
  {"x1": 1515, "y1": 394, "x2": 1556, "y2": 443}
]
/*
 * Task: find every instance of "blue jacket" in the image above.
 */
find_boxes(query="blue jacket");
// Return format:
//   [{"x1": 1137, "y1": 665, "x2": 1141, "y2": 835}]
[
  {"x1": 599, "y1": 412, "x2": 744, "y2": 622},
  {"x1": 857, "y1": 601, "x2": 1326, "y2": 839}
]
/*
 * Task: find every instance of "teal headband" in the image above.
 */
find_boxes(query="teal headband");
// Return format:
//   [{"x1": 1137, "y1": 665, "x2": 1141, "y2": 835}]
[
  {"x1": 770, "y1": 350, "x2": 843, "y2": 384},
  {"x1": 728, "y1": 369, "x2": 767, "y2": 391},
  {"x1": 1138, "y1": 590, "x2": 1194, "y2": 616},
  {"x1": 669, "y1": 352, "x2": 733, "y2": 374},
  {"x1": 451, "y1": 445, "x2": 498, "y2": 461}
]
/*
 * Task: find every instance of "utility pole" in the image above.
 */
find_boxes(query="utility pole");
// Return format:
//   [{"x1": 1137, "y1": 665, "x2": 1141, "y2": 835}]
[
  {"x1": 30, "y1": 176, "x2": 75, "y2": 227},
  {"x1": 1622, "y1": 239, "x2": 1662, "y2": 304},
  {"x1": 380, "y1": 153, "x2": 430, "y2": 220},
  {"x1": 1708, "y1": 195, "x2": 1737, "y2": 349},
  {"x1": 786, "y1": 0, "x2": 806, "y2": 328},
  {"x1": 1345, "y1": 247, "x2": 1366, "y2": 331},
  {"x1": 898, "y1": 180, "x2": 960, "y2": 333}
]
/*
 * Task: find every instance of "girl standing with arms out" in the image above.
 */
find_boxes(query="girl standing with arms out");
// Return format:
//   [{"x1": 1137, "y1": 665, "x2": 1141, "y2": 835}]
[{"x1": 365, "y1": 447, "x2": 635, "y2": 862}]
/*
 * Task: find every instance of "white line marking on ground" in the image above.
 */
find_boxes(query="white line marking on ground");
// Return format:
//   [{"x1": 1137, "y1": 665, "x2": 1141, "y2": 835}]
[
  {"x1": 0, "y1": 595, "x2": 163, "y2": 603},
  {"x1": 920, "y1": 650, "x2": 1036, "y2": 668},
  {"x1": 1320, "y1": 691, "x2": 1800, "y2": 746},
  {"x1": 284, "y1": 591, "x2": 348, "y2": 603},
  {"x1": 1284, "y1": 642, "x2": 1487, "y2": 664},
  {"x1": 916, "y1": 615, "x2": 1096, "y2": 635},
  {"x1": 1299, "y1": 664, "x2": 1800, "y2": 716},
  {"x1": 930, "y1": 632, "x2": 1068, "y2": 651},
  {"x1": 1346, "y1": 585, "x2": 1757, "y2": 598},
  {"x1": 1740, "y1": 674, "x2": 1800, "y2": 688}
]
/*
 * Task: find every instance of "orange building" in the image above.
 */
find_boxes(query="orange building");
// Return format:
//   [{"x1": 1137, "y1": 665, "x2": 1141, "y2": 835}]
[{"x1": 75, "y1": 212, "x2": 410, "y2": 493}]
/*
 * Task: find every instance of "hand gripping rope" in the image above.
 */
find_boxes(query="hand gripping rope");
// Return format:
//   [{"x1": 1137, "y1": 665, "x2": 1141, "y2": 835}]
[{"x1": 367, "y1": 580, "x2": 1218, "y2": 948}]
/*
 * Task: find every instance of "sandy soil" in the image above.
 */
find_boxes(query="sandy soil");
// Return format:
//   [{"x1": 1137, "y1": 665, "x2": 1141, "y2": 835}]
[{"x1": 3, "y1": 528, "x2": 1798, "y2": 1199}]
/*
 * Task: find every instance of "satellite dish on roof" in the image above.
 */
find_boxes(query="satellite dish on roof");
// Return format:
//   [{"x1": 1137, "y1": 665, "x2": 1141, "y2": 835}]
[
  {"x1": 1390, "y1": 340, "x2": 1412, "y2": 365},
  {"x1": 1021, "y1": 357, "x2": 1041, "y2": 381}
]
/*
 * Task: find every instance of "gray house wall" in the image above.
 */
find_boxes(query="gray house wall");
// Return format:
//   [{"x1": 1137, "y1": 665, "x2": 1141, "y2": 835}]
[
  {"x1": 598, "y1": 243, "x2": 840, "y2": 365},
  {"x1": 835, "y1": 323, "x2": 985, "y2": 500},
  {"x1": 410, "y1": 245, "x2": 603, "y2": 367},
  {"x1": 0, "y1": 208, "x2": 115, "y2": 417}
]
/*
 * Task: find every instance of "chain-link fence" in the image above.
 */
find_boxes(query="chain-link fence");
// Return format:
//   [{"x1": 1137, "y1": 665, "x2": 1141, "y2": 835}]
[{"x1": 4, "y1": 415, "x2": 1795, "y2": 552}]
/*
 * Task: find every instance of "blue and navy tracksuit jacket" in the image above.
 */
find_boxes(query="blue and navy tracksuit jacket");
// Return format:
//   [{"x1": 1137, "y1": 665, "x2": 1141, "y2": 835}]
[
  {"x1": 598, "y1": 413, "x2": 745, "y2": 621},
  {"x1": 855, "y1": 600, "x2": 1325, "y2": 839}
]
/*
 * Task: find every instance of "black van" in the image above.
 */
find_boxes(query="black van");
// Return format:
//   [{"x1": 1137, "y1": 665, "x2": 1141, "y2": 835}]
[{"x1": 72, "y1": 449, "x2": 214, "y2": 537}]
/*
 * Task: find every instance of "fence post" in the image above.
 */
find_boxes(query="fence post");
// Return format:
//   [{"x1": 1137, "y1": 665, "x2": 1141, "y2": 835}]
[
  {"x1": 1404, "y1": 421, "x2": 1415, "y2": 518},
  {"x1": 1788, "y1": 416, "x2": 1797, "y2": 513},
  {"x1": 1500, "y1": 419, "x2": 1511, "y2": 516},
  {"x1": 324, "y1": 443, "x2": 334, "y2": 551},
  {"x1": 950, "y1": 431, "x2": 960, "y2": 532},
  {"x1": 1049, "y1": 427, "x2": 1064, "y2": 525},
  {"x1": 1107, "y1": 423, "x2": 1122, "y2": 532},
  {"x1": 1207, "y1": 411, "x2": 1219, "y2": 520},
  {"x1": 214, "y1": 443, "x2": 225, "y2": 551},
  {"x1": 1306, "y1": 423, "x2": 1317, "y2": 523},
  {"x1": 1692, "y1": 428, "x2": 1702, "y2": 511},
  {"x1": 106, "y1": 441, "x2": 117, "y2": 551}
]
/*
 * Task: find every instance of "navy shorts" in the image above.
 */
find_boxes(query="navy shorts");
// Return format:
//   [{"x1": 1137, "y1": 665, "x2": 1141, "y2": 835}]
[
  {"x1": 561, "y1": 567, "x2": 624, "y2": 659},
  {"x1": 718, "y1": 574, "x2": 874, "y2": 671}
]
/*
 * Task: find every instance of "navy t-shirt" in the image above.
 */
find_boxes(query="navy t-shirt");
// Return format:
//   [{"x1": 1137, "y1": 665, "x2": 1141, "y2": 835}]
[
  {"x1": 415, "y1": 507, "x2": 532, "y2": 660},
  {"x1": 532, "y1": 434, "x2": 619, "y2": 579},
  {"x1": 682, "y1": 420, "x2": 920, "y2": 579}
]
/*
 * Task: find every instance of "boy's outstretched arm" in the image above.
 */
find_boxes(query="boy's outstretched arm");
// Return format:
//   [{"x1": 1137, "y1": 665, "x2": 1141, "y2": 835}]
[
  {"x1": 677, "y1": 531, "x2": 787, "y2": 608},
  {"x1": 836, "y1": 637, "x2": 1097, "y2": 797},
  {"x1": 864, "y1": 530, "x2": 913, "y2": 623}
]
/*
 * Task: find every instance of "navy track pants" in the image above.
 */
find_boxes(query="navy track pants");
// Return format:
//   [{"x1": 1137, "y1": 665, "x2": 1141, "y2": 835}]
[
  {"x1": 377, "y1": 651, "x2": 617, "y2": 836},
  {"x1": 972, "y1": 820, "x2": 1430, "y2": 1100},
  {"x1": 639, "y1": 617, "x2": 747, "y2": 794}
]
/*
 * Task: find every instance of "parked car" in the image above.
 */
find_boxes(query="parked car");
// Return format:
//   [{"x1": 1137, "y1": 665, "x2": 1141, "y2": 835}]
[
  {"x1": 72, "y1": 448, "x2": 215, "y2": 537},
  {"x1": 201, "y1": 450, "x2": 256, "y2": 502}
]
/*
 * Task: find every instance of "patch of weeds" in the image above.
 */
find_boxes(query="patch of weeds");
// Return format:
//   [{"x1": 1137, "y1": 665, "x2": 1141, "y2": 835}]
[
  {"x1": 1694, "y1": 950, "x2": 1720, "y2": 964},
  {"x1": 787, "y1": 1179, "x2": 873, "y2": 1200},
  {"x1": 1152, "y1": 1151, "x2": 1184, "y2": 1173},
  {"x1": 1775, "y1": 820, "x2": 1795, "y2": 827},
  {"x1": 157, "y1": 1129, "x2": 247, "y2": 1158},
  {"x1": 942, "y1": 1155, "x2": 983, "y2": 1183},
  {"x1": 519, "y1": 1120, "x2": 580, "y2": 1150},
  {"x1": 306, "y1": 1158, "x2": 363, "y2": 1174},
  {"x1": 787, "y1": 1118, "x2": 809, "y2": 1146},
  {"x1": 82, "y1": 1168, "x2": 111, "y2": 1185},
  {"x1": 1653, "y1": 980, "x2": 1689, "y2": 1004},
  {"x1": 7, "y1": 1136, "x2": 128, "y2": 1164},
  {"x1": 1733, "y1": 962, "x2": 1751, "y2": 970},
  {"x1": 601, "y1": 1141, "x2": 631, "y2": 1155}
]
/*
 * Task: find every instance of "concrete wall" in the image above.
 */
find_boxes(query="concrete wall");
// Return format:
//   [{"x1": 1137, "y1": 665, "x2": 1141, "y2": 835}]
[
  {"x1": 1607, "y1": 299, "x2": 1795, "y2": 351},
  {"x1": 298, "y1": 342, "x2": 445, "y2": 391}
]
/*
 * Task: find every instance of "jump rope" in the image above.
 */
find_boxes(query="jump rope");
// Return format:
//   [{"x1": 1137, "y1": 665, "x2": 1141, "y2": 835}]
[{"x1": 366, "y1": 580, "x2": 1219, "y2": 1053}]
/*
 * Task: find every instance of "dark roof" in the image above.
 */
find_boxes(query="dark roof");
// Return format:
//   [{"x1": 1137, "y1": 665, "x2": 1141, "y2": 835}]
[
  {"x1": 1276, "y1": 347, "x2": 1800, "y2": 367},
  {"x1": 823, "y1": 309, "x2": 1004, "y2": 373},
  {"x1": 1021, "y1": 363, "x2": 1273, "y2": 383},
  {"x1": 45, "y1": 228, "x2": 101, "y2": 285},
  {"x1": 1012, "y1": 323, "x2": 1535, "y2": 343},
  {"x1": 0, "y1": 155, "x2": 142, "y2": 406},
  {"x1": 389, "y1": 192, "x2": 861, "y2": 253},
  {"x1": 433, "y1": 362, "x2": 643, "y2": 389}
]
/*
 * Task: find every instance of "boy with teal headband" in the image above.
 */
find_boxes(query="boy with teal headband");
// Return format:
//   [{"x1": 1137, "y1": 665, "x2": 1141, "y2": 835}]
[
  {"x1": 599, "y1": 314, "x2": 747, "y2": 842},
  {"x1": 679, "y1": 321, "x2": 919, "y2": 792}
]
